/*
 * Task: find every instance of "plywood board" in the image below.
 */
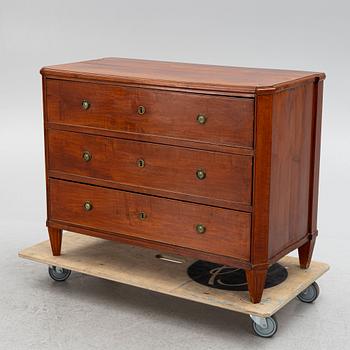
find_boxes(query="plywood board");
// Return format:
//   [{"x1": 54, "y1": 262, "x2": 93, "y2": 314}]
[{"x1": 19, "y1": 232, "x2": 329, "y2": 317}]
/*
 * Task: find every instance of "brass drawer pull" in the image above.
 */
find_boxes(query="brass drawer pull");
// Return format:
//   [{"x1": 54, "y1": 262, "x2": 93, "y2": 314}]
[
  {"x1": 83, "y1": 201, "x2": 93, "y2": 211},
  {"x1": 196, "y1": 224, "x2": 206, "y2": 234},
  {"x1": 137, "y1": 105, "x2": 146, "y2": 115},
  {"x1": 138, "y1": 211, "x2": 147, "y2": 220},
  {"x1": 137, "y1": 158, "x2": 145, "y2": 168},
  {"x1": 196, "y1": 169, "x2": 206, "y2": 180},
  {"x1": 82, "y1": 151, "x2": 92, "y2": 162},
  {"x1": 82, "y1": 100, "x2": 90, "y2": 110},
  {"x1": 197, "y1": 114, "x2": 207, "y2": 125}
]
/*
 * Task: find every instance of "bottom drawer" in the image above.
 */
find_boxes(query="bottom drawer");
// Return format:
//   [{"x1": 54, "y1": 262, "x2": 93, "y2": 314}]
[{"x1": 49, "y1": 179, "x2": 251, "y2": 260}]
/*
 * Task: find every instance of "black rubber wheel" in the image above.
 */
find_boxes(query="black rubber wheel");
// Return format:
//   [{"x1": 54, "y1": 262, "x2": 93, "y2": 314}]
[
  {"x1": 297, "y1": 282, "x2": 320, "y2": 303},
  {"x1": 48, "y1": 266, "x2": 71, "y2": 282},
  {"x1": 252, "y1": 315, "x2": 278, "y2": 338}
]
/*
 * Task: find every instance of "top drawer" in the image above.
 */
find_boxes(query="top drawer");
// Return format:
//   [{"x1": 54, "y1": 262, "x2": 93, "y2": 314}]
[{"x1": 45, "y1": 79, "x2": 254, "y2": 148}]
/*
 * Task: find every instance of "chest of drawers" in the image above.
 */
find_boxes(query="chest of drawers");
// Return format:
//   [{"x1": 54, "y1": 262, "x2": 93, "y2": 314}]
[{"x1": 41, "y1": 58, "x2": 325, "y2": 303}]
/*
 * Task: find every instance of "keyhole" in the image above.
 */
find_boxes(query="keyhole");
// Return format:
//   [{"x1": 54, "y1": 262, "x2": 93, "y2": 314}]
[
  {"x1": 137, "y1": 105, "x2": 146, "y2": 115},
  {"x1": 137, "y1": 158, "x2": 145, "y2": 168},
  {"x1": 139, "y1": 211, "x2": 147, "y2": 220}
]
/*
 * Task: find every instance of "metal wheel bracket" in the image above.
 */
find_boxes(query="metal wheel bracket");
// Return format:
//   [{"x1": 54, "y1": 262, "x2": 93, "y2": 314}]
[
  {"x1": 250, "y1": 315, "x2": 268, "y2": 329},
  {"x1": 51, "y1": 265, "x2": 64, "y2": 273}
]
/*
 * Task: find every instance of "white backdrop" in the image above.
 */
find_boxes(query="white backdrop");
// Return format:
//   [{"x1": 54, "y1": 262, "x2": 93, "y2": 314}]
[{"x1": 0, "y1": 1, "x2": 349, "y2": 349}]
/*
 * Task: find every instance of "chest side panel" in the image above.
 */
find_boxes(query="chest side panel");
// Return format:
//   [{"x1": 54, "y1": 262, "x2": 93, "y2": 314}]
[{"x1": 268, "y1": 82, "x2": 316, "y2": 259}]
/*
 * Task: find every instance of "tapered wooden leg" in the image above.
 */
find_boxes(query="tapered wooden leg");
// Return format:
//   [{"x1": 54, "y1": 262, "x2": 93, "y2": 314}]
[
  {"x1": 245, "y1": 268, "x2": 268, "y2": 304},
  {"x1": 298, "y1": 236, "x2": 316, "y2": 269},
  {"x1": 48, "y1": 227, "x2": 62, "y2": 256}
]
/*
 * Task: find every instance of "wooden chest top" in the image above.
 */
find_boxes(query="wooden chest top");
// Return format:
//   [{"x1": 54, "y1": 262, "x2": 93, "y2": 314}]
[{"x1": 41, "y1": 57, "x2": 325, "y2": 94}]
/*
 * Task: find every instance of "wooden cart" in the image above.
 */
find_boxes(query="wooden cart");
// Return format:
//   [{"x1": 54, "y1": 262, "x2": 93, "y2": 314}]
[{"x1": 19, "y1": 232, "x2": 329, "y2": 338}]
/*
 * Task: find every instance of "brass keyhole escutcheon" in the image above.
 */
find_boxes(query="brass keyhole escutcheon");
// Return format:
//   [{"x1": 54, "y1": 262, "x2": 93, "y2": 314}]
[
  {"x1": 137, "y1": 105, "x2": 146, "y2": 115},
  {"x1": 83, "y1": 201, "x2": 93, "y2": 211},
  {"x1": 82, "y1": 100, "x2": 90, "y2": 110},
  {"x1": 137, "y1": 158, "x2": 145, "y2": 168},
  {"x1": 197, "y1": 114, "x2": 207, "y2": 125},
  {"x1": 196, "y1": 224, "x2": 206, "y2": 234},
  {"x1": 82, "y1": 151, "x2": 92, "y2": 162},
  {"x1": 138, "y1": 211, "x2": 147, "y2": 220},
  {"x1": 196, "y1": 169, "x2": 206, "y2": 180}
]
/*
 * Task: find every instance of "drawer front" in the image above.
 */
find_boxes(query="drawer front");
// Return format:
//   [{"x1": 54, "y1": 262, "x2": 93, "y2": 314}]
[
  {"x1": 48, "y1": 130, "x2": 252, "y2": 206},
  {"x1": 46, "y1": 79, "x2": 254, "y2": 148},
  {"x1": 49, "y1": 179, "x2": 251, "y2": 260}
]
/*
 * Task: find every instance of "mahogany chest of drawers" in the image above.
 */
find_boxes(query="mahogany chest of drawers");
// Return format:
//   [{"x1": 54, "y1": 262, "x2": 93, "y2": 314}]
[{"x1": 41, "y1": 58, "x2": 325, "y2": 303}]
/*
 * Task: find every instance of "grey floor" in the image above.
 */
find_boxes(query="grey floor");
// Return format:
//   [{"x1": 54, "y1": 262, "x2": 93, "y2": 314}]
[{"x1": 1, "y1": 125, "x2": 349, "y2": 349}]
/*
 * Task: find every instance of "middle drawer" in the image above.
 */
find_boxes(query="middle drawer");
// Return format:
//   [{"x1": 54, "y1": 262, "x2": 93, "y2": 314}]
[{"x1": 48, "y1": 130, "x2": 252, "y2": 208}]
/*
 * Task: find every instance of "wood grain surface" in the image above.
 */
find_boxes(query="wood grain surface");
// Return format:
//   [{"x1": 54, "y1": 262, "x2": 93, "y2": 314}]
[
  {"x1": 268, "y1": 82, "x2": 314, "y2": 259},
  {"x1": 41, "y1": 57, "x2": 325, "y2": 94},
  {"x1": 46, "y1": 79, "x2": 254, "y2": 148},
  {"x1": 49, "y1": 179, "x2": 251, "y2": 260},
  {"x1": 48, "y1": 129, "x2": 253, "y2": 208}
]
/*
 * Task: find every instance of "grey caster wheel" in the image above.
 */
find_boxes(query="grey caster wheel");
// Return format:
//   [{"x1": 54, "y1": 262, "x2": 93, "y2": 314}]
[
  {"x1": 297, "y1": 282, "x2": 320, "y2": 303},
  {"x1": 250, "y1": 315, "x2": 278, "y2": 338},
  {"x1": 48, "y1": 265, "x2": 71, "y2": 282}
]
